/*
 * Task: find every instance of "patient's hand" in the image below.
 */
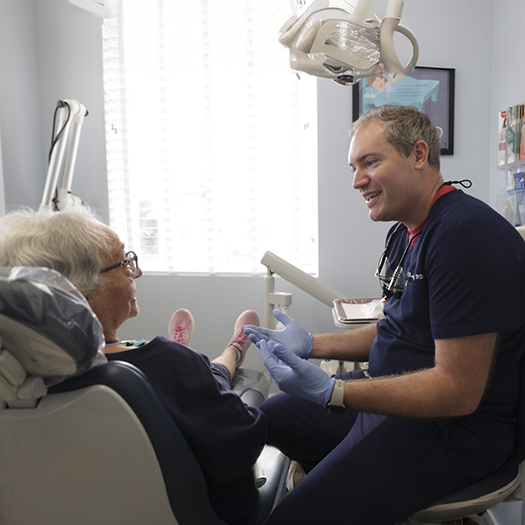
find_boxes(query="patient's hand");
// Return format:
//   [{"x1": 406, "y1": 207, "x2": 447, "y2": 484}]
[{"x1": 243, "y1": 309, "x2": 312, "y2": 359}]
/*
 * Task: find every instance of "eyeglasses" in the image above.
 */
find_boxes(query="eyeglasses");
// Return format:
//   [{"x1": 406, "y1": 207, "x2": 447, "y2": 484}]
[
  {"x1": 100, "y1": 251, "x2": 139, "y2": 276},
  {"x1": 375, "y1": 224, "x2": 420, "y2": 299}
]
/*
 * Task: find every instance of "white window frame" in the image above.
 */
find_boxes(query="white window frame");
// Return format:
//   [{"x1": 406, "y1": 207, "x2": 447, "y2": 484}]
[{"x1": 102, "y1": 0, "x2": 318, "y2": 275}]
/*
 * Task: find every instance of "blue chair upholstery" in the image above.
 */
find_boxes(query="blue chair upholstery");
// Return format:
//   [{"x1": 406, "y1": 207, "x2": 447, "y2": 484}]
[{"x1": 50, "y1": 361, "x2": 287, "y2": 525}]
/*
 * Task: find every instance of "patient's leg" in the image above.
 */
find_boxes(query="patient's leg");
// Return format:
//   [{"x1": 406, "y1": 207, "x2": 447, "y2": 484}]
[
  {"x1": 169, "y1": 308, "x2": 260, "y2": 383},
  {"x1": 212, "y1": 310, "x2": 260, "y2": 380}
]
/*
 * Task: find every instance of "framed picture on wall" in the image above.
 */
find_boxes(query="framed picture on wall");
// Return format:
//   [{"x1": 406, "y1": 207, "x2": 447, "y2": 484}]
[{"x1": 352, "y1": 66, "x2": 456, "y2": 155}]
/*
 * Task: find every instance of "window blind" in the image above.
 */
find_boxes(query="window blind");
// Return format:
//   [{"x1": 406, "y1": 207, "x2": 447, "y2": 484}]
[{"x1": 102, "y1": 0, "x2": 318, "y2": 275}]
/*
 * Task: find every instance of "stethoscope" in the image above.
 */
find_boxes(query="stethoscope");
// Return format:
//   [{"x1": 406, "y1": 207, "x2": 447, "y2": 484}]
[{"x1": 375, "y1": 223, "x2": 420, "y2": 299}]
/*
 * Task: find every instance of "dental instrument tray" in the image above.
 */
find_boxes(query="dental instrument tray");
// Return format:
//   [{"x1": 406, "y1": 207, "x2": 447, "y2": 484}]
[{"x1": 333, "y1": 298, "x2": 382, "y2": 324}]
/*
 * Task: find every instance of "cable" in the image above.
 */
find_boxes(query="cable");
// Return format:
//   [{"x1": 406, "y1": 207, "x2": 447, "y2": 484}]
[
  {"x1": 48, "y1": 100, "x2": 71, "y2": 162},
  {"x1": 48, "y1": 101, "x2": 73, "y2": 210}
]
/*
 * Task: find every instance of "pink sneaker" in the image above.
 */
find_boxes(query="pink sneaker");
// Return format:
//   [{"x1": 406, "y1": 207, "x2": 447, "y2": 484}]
[
  {"x1": 169, "y1": 309, "x2": 195, "y2": 346},
  {"x1": 228, "y1": 310, "x2": 259, "y2": 368}
]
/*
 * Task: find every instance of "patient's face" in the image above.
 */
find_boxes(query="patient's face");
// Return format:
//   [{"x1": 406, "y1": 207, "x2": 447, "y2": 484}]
[{"x1": 87, "y1": 228, "x2": 142, "y2": 339}]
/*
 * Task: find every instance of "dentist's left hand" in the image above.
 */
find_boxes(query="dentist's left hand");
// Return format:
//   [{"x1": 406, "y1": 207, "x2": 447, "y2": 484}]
[
  {"x1": 244, "y1": 309, "x2": 312, "y2": 359},
  {"x1": 259, "y1": 339, "x2": 336, "y2": 407}
]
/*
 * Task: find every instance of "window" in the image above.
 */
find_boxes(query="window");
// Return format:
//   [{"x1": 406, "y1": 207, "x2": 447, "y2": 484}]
[{"x1": 102, "y1": 0, "x2": 318, "y2": 274}]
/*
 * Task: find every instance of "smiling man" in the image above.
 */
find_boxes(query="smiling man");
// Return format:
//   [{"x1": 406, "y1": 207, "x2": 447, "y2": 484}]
[
  {"x1": 350, "y1": 108, "x2": 443, "y2": 228},
  {"x1": 245, "y1": 106, "x2": 525, "y2": 525}
]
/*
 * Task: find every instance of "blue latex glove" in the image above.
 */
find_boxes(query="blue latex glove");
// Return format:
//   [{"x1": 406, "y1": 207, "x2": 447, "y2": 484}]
[
  {"x1": 243, "y1": 309, "x2": 313, "y2": 359},
  {"x1": 259, "y1": 339, "x2": 335, "y2": 407}
]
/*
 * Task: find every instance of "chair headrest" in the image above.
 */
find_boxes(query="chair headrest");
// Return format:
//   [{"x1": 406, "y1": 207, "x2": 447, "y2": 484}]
[{"x1": 0, "y1": 267, "x2": 106, "y2": 386}]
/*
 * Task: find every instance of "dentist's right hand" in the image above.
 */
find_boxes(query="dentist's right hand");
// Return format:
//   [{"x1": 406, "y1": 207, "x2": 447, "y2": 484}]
[
  {"x1": 243, "y1": 309, "x2": 313, "y2": 359},
  {"x1": 259, "y1": 339, "x2": 335, "y2": 406}
]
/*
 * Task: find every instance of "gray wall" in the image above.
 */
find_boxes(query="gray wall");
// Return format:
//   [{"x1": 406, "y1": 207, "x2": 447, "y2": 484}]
[
  {"x1": 0, "y1": 0, "x2": 514, "y2": 375},
  {"x1": 0, "y1": 1, "x2": 44, "y2": 210}
]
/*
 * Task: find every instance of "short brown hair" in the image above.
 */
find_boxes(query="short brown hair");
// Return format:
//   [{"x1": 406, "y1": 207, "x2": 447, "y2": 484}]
[{"x1": 351, "y1": 106, "x2": 441, "y2": 171}]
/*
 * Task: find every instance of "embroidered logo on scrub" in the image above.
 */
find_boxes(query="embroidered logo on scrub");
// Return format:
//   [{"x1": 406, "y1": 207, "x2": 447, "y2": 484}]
[{"x1": 406, "y1": 271, "x2": 425, "y2": 282}]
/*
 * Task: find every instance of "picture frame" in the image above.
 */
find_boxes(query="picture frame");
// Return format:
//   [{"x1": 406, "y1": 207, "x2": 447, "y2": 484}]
[{"x1": 352, "y1": 66, "x2": 455, "y2": 155}]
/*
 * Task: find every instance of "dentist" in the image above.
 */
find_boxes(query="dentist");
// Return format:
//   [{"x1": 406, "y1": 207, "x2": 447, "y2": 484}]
[{"x1": 245, "y1": 106, "x2": 525, "y2": 525}]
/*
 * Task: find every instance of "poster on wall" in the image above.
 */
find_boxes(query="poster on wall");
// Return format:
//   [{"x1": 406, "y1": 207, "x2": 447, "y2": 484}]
[{"x1": 352, "y1": 66, "x2": 455, "y2": 155}]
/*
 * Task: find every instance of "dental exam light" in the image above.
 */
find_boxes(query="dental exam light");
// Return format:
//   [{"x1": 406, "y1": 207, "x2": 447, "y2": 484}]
[
  {"x1": 41, "y1": 99, "x2": 88, "y2": 211},
  {"x1": 261, "y1": 251, "x2": 346, "y2": 328},
  {"x1": 278, "y1": 0, "x2": 419, "y2": 85}
]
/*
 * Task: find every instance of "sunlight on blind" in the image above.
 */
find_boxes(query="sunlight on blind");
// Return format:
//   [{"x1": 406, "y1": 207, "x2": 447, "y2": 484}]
[{"x1": 102, "y1": 0, "x2": 318, "y2": 275}]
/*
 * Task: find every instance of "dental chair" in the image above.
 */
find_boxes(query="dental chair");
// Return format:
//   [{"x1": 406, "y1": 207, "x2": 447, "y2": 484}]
[{"x1": 0, "y1": 266, "x2": 288, "y2": 525}]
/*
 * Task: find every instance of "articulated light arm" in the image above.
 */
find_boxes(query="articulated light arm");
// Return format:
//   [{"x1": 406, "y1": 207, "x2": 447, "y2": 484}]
[
  {"x1": 41, "y1": 99, "x2": 88, "y2": 211},
  {"x1": 261, "y1": 251, "x2": 346, "y2": 328}
]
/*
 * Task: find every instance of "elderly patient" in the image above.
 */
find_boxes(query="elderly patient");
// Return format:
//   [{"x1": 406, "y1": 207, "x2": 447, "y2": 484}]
[{"x1": 0, "y1": 205, "x2": 265, "y2": 525}]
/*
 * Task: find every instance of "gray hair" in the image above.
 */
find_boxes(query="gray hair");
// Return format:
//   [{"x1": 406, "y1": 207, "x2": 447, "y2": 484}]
[
  {"x1": 350, "y1": 106, "x2": 441, "y2": 171},
  {"x1": 0, "y1": 205, "x2": 112, "y2": 295}
]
